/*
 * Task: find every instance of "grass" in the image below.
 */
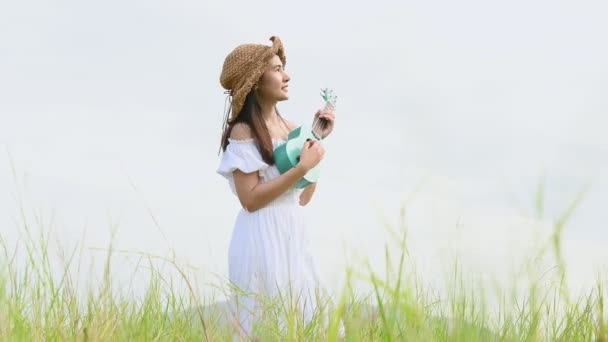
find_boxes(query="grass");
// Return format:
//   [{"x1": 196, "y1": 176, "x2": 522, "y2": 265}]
[{"x1": 1, "y1": 171, "x2": 606, "y2": 341}]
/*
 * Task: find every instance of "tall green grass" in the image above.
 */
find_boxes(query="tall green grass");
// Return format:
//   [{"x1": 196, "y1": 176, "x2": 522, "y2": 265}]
[{"x1": 1, "y1": 176, "x2": 606, "y2": 341}]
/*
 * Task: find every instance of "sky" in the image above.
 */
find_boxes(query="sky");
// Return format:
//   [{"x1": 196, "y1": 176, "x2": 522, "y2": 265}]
[{"x1": 1, "y1": 0, "x2": 607, "y2": 302}]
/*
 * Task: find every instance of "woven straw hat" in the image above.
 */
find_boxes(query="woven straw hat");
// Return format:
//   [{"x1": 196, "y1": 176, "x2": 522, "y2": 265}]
[{"x1": 219, "y1": 36, "x2": 287, "y2": 123}]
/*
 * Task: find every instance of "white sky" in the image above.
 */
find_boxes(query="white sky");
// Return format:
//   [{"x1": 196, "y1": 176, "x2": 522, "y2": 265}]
[{"x1": 1, "y1": 0, "x2": 607, "y2": 301}]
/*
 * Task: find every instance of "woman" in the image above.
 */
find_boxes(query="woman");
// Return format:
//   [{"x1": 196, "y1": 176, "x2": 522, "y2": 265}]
[{"x1": 216, "y1": 36, "x2": 343, "y2": 339}]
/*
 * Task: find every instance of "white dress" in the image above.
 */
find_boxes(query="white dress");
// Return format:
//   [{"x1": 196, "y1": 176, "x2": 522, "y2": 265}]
[{"x1": 217, "y1": 137, "x2": 342, "y2": 338}]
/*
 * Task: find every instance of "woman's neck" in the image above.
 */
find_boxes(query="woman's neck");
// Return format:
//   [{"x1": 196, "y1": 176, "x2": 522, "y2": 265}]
[{"x1": 258, "y1": 98, "x2": 280, "y2": 126}]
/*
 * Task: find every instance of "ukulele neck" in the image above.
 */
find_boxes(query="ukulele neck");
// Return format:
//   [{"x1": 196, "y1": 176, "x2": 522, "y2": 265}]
[
  {"x1": 322, "y1": 101, "x2": 335, "y2": 112},
  {"x1": 313, "y1": 88, "x2": 337, "y2": 140}
]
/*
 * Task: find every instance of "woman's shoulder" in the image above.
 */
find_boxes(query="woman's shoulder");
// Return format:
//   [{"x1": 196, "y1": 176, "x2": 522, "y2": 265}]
[{"x1": 230, "y1": 122, "x2": 253, "y2": 140}]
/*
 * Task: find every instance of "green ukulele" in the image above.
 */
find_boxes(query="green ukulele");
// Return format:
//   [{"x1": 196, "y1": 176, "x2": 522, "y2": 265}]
[{"x1": 273, "y1": 88, "x2": 337, "y2": 188}]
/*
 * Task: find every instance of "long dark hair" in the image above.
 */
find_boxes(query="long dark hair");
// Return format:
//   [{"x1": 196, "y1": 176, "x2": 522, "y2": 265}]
[{"x1": 218, "y1": 89, "x2": 287, "y2": 165}]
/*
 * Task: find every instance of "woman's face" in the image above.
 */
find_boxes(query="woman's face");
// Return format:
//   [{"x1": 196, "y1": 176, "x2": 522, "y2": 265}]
[{"x1": 256, "y1": 54, "x2": 290, "y2": 102}]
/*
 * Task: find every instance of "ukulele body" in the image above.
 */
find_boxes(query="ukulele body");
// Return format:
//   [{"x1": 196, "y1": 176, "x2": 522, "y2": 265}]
[{"x1": 273, "y1": 124, "x2": 322, "y2": 189}]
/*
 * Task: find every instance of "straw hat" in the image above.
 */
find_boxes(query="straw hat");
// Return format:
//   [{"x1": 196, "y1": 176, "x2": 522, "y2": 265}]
[{"x1": 220, "y1": 36, "x2": 287, "y2": 123}]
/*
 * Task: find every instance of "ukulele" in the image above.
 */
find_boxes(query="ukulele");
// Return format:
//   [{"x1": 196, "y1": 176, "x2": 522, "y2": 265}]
[{"x1": 273, "y1": 88, "x2": 337, "y2": 188}]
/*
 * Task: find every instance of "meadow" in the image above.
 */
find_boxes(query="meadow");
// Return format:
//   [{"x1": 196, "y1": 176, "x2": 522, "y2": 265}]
[{"x1": 1, "y1": 179, "x2": 605, "y2": 341}]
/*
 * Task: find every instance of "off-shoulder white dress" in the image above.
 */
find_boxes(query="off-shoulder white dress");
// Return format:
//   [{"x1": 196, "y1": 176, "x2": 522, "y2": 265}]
[{"x1": 217, "y1": 137, "x2": 343, "y2": 338}]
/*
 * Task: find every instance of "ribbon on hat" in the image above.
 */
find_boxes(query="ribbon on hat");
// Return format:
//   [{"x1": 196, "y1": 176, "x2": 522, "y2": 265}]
[
  {"x1": 221, "y1": 89, "x2": 233, "y2": 133},
  {"x1": 217, "y1": 89, "x2": 233, "y2": 156}
]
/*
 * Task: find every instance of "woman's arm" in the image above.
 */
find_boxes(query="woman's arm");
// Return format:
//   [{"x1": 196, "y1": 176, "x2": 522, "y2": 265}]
[
  {"x1": 231, "y1": 122, "x2": 322, "y2": 212},
  {"x1": 299, "y1": 182, "x2": 317, "y2": 206},
  {"x1": 234, "y1": 165, "x2": 308, "y2": 212}
]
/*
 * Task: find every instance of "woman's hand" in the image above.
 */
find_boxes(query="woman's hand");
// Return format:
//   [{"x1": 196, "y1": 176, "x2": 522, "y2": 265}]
[
  {"x1": 313, "y1": 109, "x2": 335, "y2": 139},
  {"x1": 298, "y1": 140, "x2": 325, "y2": 172}
]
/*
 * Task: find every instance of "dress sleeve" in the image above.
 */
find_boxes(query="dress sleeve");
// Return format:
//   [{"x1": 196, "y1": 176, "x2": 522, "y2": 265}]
[{"x1": 216, "y1": 139, "x2": 269, "y2": 195}]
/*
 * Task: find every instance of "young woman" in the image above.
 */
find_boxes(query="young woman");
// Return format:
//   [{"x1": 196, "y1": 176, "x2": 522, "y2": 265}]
[{"x1": 216, "y1": 36, "x2": 343, "y2": 339}]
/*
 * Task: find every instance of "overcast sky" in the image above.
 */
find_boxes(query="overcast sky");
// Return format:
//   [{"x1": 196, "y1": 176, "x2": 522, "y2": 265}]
[{"x1": 1, "y1": 0, "x2": 607, "y2": 301}]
